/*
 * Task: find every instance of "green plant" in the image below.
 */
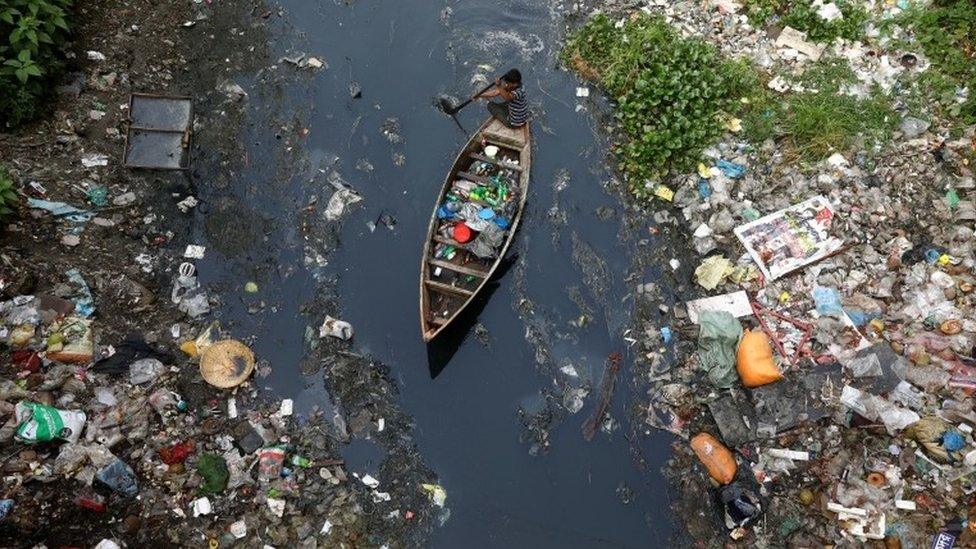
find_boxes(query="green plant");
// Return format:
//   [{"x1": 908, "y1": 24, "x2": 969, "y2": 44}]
[
  {"x1": 905, "y1": 0, "x2": 976, "y2": 80},
  {"x1": 0, "y1": 166, "x2": 19, "y2": 217},
  {"x1": 562, "y1": 14, "x2": 755, "y2": 198},
  {"x1": 743, "y1": 0, "x2": 785, "y2": 27},
  {"x1": 782, "y1": 87, "x2": 892, "y2": 159},
  {"x1": 743, "y1": 0, "x2": 868, "y2": 43},
  {"x1": 0, "y1": 0, "x2": 73, "y2": 127},
  {"x1": 898, "y1": 0, "x2": 976, "y2": 125},
  {"x1": 741, "y1": 58, "x2": 895, "y2": 160}
]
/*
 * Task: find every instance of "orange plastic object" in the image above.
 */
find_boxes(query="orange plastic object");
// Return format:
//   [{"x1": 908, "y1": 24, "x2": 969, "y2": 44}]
[
  {"x1": 736, "y1": 330, "x2": 783, "y2": 387},
  {"x1": 690, "y1": 433, "x2": 737, "y2": 485},
  {"x1": 453, "y1": 222, "x2": 473, "y2": 243}
]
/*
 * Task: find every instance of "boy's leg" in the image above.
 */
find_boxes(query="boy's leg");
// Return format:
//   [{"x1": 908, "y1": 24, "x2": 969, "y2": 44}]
[{"x1": 487, "y1": 101, "x2": 510, "y2": 125}]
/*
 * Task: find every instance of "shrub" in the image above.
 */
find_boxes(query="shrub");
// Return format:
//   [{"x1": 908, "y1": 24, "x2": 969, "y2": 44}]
[
  {"x1": 0, "y1": 166, "x2": 19, "y2": 218},
  {"x1": 563, "y1": 14, "x2": 755, "y2": 198},
  {"x1": 901, "y1": 0, "x2": 976, "y2": 125},
  {"x1": 744, "y1": 0, "x2": 868, "y2": 43},
  {"x1": 0, "y1": 0, "x2": 73, "y2": 128}
]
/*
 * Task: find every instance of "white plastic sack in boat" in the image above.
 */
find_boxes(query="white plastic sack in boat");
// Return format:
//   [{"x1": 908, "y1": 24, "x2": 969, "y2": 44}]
[
  {"x1": 465, "y1": 223, "x2": 506, "y2": 259},
  {"x1": 15, "y1": 401, "x2": 86, "y2": 443},
  {"x1": 457, "y1": 203, "x2": 492, "y2": 231},
  {"x1": 320, "y1": 315, "x2": 353, "y2": 340}
]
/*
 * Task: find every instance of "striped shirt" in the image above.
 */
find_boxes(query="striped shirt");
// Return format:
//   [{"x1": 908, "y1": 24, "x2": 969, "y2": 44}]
[{"x1": 508, "y1": 86, "x2": 528, "y2": 127}]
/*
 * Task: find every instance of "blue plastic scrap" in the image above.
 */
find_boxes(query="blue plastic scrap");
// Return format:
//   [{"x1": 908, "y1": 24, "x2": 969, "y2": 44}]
[
  {"x1": 716, "y1": 159, "x2": 746, "y2": 179},
  {"x1": 436, "y1": 205, "x2": 457, "y2": 220},
  {"x1": 942, "y1": 430, "x2": 965, "y2": 452},
  {"x1": 698, "y1": 179, "x2": 712, "y2": 199},
  {"x1": 86, "y1": 186, "x2": 109, "y2": 207},
  {"x1": 65, "y1": 268, "x2": 95, "y2": 317},
  {"x1": 27, "y1": 198, "x2": 92, "y2": 223},
  {"x1": 813, "y1": 286, "x2": 844, "y2": 317}
]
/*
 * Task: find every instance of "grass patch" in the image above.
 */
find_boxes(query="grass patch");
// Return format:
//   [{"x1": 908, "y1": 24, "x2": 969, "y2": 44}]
[
  {"x1": 743, "y1": 0, "x2": 869, "y2": 43},
  {"x1": 782, "y1": 88, "x2": 892, "y2": 159},
  {"x1": 562, "y1": 13, "x2": 755, "y2": 198},
  {"x1": 742, "y1": 59, "x2": 895, "y2": 160},
  {"x1": 0, "y1": 0, "x2": 74, "y2": 128}
]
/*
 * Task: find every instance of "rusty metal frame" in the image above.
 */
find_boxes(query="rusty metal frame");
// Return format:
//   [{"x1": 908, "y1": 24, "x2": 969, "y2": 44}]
[
  {"x1": 123, "y1": 92, "x2": 193, "y2": 170},
  {"x1": 750, "y1": 300, "x2": 813, "y2": 367}
]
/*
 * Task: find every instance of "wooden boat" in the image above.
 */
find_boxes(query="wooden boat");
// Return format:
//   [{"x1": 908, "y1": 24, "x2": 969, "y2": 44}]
[{"x1": 419, "y1": 117, "x2": 531, "y2": 342}]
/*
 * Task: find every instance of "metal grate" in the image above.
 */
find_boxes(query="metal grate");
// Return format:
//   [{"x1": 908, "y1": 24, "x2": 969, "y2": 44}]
[{"x1": 123, "y1": 93, "x2": 193, "y2": 169}]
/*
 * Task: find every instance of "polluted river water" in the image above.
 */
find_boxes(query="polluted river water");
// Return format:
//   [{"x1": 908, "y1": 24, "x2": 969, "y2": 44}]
[{"x1": 193, "y1": 0, "x2": 679, "y2": 545}]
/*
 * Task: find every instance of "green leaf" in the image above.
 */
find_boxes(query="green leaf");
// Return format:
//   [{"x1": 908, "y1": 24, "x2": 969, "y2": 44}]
[{"x1": 15, "y1": 67, "x2": 28, "y2": 83}]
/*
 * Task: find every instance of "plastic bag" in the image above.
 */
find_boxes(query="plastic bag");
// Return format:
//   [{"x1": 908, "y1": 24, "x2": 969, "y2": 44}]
[
  {"x1": 736, "y1": 330, "x2": 783, "y2": 387},
  {"x1": 319, "y1": 315, "x2": 353, "y2": 340},
  {"x1": 698, "y1": 311, "x2": 742, "y2": 389},
  {"x1": 14, "y1": 402, "x2": 86, "y2": 444},
  {"x1": 421, "y1": 483, "x2": 447, "y2": 507},
  {"x1": 95, "y1": 458, "x2": 139, "y2": 497},
  {"x1": 694, "y1": 256, "x2": 734, "y2": 290},
  {"x1": 812, "y1": 286, "x2": 843, "y2": 317},
  {"x1": 690, "y1": 432, "x2": 737, "y2": 485},
  {"x1": 129, "y1": 358, "x2": 165, "y2": 385},
  {"x1": 720, "y1": 482, "x2": 762, "y2": 528},
  {"x1": 906, "y1": 416, "x2": 958, "y2": 463}
]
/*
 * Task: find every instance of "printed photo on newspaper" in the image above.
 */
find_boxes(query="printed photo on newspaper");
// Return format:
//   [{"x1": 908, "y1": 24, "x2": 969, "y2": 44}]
[{"x1": 734, "y1": 196, "x2": 844, "y2": 280}]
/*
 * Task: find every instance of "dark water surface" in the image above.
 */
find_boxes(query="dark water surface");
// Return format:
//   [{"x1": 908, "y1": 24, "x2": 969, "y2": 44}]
[{"x1": 196, "y1": 0, "x2": 676, "y2": 546}]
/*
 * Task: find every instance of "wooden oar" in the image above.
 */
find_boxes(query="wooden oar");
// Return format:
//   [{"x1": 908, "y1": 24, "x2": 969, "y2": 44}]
[{"x1": 440, "y1": 79, "x2": 496, "y2": 115}]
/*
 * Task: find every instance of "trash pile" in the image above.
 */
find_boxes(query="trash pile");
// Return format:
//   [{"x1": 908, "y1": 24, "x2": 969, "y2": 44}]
[
  {"x1": 433, "y1": 142, "x2": 521, "y2": 263},
  {"x1": 632, "y1": 86, "x2": 976, "y2": 547},
  {"x1": 568, "y1": 0, "x2": 976, "y2": 545},
  {"x1": 0, "y1": 275, "x2": 444, "y2": 545}
]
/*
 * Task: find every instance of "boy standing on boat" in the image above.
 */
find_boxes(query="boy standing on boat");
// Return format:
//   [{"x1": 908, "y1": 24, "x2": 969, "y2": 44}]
[{"x1": 475, "y1": 69, "x2": 528, "y2": 128}]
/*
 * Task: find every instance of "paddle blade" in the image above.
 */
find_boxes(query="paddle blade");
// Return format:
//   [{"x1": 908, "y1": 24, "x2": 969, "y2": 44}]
[{"x1": 436, "y1": 94, "x2": 459, "y2": 114}]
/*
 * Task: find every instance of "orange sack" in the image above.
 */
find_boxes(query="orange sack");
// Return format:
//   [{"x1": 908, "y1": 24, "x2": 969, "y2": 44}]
[
  {"x1": 690, "y1": 433, "x2": 737, "y2": 485},
  {"x1": 736, "y1": 329, "x2": 783, "y2": 388}
]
